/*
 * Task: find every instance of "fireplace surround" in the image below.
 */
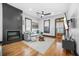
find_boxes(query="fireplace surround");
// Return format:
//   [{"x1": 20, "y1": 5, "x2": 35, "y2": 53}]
[
  {"x1": 3, "y1": 3, "x2": 23, "y2": 44},
  {"x1": 7, "y1": 31, "x2": 20, "y2": 41}
]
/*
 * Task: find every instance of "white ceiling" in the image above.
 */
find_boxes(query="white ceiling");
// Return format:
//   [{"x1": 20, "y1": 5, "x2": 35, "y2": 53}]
[{"x1": 8, "y1": 3, "x2": 70, "y2": 19}]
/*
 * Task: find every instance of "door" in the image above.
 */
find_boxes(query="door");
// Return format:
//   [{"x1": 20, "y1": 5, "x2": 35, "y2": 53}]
[{"x1": 55, "y1": 17, "x2": 64, "y2": 35}]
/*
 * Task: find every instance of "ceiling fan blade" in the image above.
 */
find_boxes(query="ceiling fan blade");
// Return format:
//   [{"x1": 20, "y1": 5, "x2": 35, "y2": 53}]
[
  {"x1": 36, "y1": 12, "x2": 41, "y2": 14},
  {"x1": 44, "y1": 13, "x2": 51, "y2": 15}
]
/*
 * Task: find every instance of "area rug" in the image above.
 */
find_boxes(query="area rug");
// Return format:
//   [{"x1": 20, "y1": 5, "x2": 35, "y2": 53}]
[{"x1": 22, "y1": 37, "x2": 54, "y2": 54}]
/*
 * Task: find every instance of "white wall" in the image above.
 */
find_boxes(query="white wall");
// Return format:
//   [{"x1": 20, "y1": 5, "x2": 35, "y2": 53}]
[
  {"x1": 67, "y1": 3, "x2": 78, "y2": 20},
  {"x1": 0, "y1": 3, "x2": 2, "y2": 56},
  {"x1": 0, "y1": 3, "x2": 2, "y2": 42},
  {"x1": 67, "y1": 3, "x2": 79, "y2": 55},
  {"x1": 38, "y1": 14, "x2": 64, "y2": 36}
]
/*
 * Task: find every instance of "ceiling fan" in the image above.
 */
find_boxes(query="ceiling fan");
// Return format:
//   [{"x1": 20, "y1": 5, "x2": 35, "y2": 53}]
[{"x1": 36, "y1": 11, "x2": 51, "y2": 18}]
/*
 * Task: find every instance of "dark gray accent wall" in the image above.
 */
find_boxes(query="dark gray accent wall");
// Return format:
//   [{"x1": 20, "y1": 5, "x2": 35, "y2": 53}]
[{"x1": 3, "y1": 3, "x2": 23, "y2": 44}]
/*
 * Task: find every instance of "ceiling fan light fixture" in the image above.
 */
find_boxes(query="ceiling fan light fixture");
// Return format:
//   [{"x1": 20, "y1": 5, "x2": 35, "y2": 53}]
[{"x1": 41, "y1": 15, "x2": 44, "y2": 16}]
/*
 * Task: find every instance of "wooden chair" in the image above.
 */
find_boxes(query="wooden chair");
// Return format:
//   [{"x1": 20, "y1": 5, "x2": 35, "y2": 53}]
[{"x1": 56, "y1": 33, "x2": 62, "y2": 42}]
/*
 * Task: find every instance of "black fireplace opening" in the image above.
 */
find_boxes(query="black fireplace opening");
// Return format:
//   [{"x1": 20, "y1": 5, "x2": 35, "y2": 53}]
[{"x1": 7, "y1": 31, "x2": 20, "y2": 41}]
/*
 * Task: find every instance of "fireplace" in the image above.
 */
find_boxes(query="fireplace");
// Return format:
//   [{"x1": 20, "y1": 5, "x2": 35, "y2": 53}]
[{"x1": 7, "y1": 31, "x2": 20, "y2": 41}]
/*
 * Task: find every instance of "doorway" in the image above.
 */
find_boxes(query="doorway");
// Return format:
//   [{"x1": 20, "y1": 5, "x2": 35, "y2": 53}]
[{"x1": 55, "y1": 17, "x2": 65, "y2": 36}]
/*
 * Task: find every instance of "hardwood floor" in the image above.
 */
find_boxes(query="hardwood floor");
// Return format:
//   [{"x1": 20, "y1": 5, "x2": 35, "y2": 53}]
[
  {"x1": 44, "y1": 41, "x2": 72, "y2": 56},
  {"x1": 3, "y1": 37, "x2": 73, "y2": 56},
  {"x1": 3, "y1": 41, "x2": 43, "y2": 56}
]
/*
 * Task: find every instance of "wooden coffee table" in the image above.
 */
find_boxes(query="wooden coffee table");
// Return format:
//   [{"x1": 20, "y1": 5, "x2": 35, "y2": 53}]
[{"x1": 39, "y1": 36, "x2": 44, "y2": 41}]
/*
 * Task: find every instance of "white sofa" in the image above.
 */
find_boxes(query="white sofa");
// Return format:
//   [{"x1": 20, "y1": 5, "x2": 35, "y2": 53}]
[{"x1": 24, "y1": 31, "x2": 39, "y2": 41}]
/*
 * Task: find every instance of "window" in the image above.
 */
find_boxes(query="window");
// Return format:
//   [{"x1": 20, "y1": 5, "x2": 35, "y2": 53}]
[
  {"x1": 32, "y1": 22, "x2": 38, "y2": 31},
  {"x1": 44, "y1": 20, "x2": 50, "y2": 33},
  {"x1": 25, "y1": 18, "x2": 32, "y2": 32}
]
